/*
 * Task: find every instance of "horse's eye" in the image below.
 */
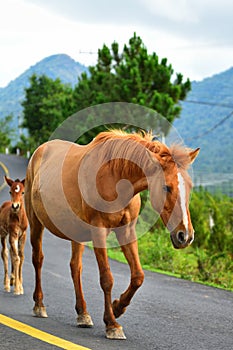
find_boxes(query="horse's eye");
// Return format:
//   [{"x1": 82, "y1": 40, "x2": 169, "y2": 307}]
[
  {"x1": 9, "y1": 191, "x2": 12, "y2": 195},
  {"x1": 163, "y1": 185, "x2": 172, "y2": 193},
  {"x1": 22, "y1": 192, "x2": 25, "y2": 195}
]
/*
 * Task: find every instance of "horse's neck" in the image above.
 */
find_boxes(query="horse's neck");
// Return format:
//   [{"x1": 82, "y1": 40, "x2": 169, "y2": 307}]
[
  {"x1": 116, "y1": 162, "x2": 149, "y2": 195},
  {"x1": 133, "y1": 177, "x2": 148, "y2": 194}
]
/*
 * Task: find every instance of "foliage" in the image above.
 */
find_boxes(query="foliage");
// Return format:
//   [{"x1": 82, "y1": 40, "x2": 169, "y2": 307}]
[
  {"x1": 1, "y1": 51, "x2": 233, "y2": 173},
  {"x1": 21, "y1": 74, "x2": 74, "y2": 149},
  {"x1": 72, "y1": 33, "x2": 191, "y2": 142},
  {"x1": 108, "y1": 190, "x2": 233, "y2": 290},
  {"x1": 0, "y1": 115, "x2": 16, "y2": 152}
]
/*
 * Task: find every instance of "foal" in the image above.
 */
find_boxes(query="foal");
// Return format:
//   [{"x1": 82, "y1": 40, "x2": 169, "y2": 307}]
[{"x1": 0, "y1": 176, "x2": 28, "y2": 295}]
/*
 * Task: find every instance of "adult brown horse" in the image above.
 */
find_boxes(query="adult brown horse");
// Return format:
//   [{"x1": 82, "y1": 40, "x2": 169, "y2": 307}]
[
  {"x1": 25, "y1": 129, "x2": 199, "y2": 339},
  {"x1": 0, "y1": 176, "x2": 28, "y2": 295}
]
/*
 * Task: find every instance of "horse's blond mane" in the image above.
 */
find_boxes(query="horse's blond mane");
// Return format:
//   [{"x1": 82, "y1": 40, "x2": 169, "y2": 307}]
[{"x1": 92, "y1": 129, "x2": 191, "y2": 171}]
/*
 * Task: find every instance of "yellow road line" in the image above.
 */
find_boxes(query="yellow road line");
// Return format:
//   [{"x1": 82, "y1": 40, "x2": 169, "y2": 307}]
[
  {"x1": 0, "y1": 314, "x2": 91, "y2": 350},
  {"x1": 0, "y1": 161, "x2": 9, "y2": 191}
]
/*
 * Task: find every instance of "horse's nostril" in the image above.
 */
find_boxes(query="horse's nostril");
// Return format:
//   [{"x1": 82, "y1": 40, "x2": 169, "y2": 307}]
[{"x1": 177, "y1": 231, "x2": 186, "y2": 244}]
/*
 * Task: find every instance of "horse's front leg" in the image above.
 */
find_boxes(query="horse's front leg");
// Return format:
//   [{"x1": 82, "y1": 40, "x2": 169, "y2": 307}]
[
  {"x1": 113, "y1": 228, "x2": 144, "y2": 319},
  {"x1": 1, "y1": 237, "x2": 10, "y2": 292},
  {"x1": 70, "y1": 241, "x2": 93, "y2": 327},
  {"x1": 9, "y1": 234, "x2": 20, "y2": 295},
  {"x1": 18, "y1": 231, "x2": 26, "y2": 295},
  {"x1": 92, "y1": 228, "x2": 126, "y2": 339}
]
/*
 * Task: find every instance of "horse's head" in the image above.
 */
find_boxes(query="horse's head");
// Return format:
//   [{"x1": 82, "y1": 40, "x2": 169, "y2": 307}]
[
  {"x1": 148, "y1": 145, "x2": 200, "y2": 249},
  {"x1": 5, "y1": 176, "x2": 25, "y2": 212}
]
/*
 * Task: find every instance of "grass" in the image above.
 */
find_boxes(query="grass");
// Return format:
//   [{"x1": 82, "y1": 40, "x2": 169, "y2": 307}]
[{"x1": 107, "y1": 230, "x2": 233, "y2": 292}]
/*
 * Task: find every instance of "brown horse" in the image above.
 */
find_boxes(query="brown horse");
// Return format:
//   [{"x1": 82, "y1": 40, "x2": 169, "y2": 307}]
[
  {"x1": 25, "y1": 129, "x2": 199, "y2": 339},
  {"x1": 0, "y1": 176, "x2": 28, "y2": 295}
]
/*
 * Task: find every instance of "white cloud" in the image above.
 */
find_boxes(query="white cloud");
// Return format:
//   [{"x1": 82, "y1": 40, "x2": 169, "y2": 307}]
[
  {"x1": 141, "y1": 0, "x2": 198, "y2": 22},
  {"x1": 0, "y1": 0, "x2": 232, "y2": 87}
]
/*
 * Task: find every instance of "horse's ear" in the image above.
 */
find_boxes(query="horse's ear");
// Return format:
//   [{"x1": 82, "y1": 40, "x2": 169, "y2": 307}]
[
  {"x1": 21, "y1": 179, "x2": 25, "y2": 186},
  {"x1": 188, "y1": 148, "x2": 200, "y2": 164},
  {"x1": 4, "y1": 176, "x2": 13, "y2": 187}
]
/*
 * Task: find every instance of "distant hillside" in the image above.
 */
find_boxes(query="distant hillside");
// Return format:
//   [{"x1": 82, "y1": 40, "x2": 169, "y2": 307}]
[
  {"x1": 174, "y1": 67, "x2": 233, "y2": 173},
  {"x1": 0, "y1": 54, "x2": 87, "y2": 130},
  {"x1": 0, "y1": 54, "x2": 232, "y2": 172}
]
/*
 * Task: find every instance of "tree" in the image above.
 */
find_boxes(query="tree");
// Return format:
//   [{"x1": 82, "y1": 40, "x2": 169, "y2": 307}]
[
  {"x1": 0, "y1": 115, "x2": 15, "y2": 153},
  {"x1": 22, "y1": 74, "x2": 74, "y2": 148},
  {"x1": 73, "y1": 33, "x2": 191, "y2": 131}
]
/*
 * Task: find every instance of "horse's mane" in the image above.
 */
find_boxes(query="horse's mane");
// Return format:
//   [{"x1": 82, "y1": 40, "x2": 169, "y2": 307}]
[{"x1": 91, "y1": 129, "x2": 191, "y2": 173}]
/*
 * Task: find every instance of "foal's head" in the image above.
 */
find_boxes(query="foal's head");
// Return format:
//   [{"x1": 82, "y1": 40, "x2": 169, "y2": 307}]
[
  {"x1": 5, "y1": 176, "x2": 25, "y2": 212},
  {"x1": 148, "y1": 144, "x2": 200, "y2": 249}
]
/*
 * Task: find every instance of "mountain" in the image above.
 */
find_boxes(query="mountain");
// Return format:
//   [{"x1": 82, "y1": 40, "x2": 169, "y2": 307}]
[
  {"x1": 174, "y1": 67, "x2": 233, "y2": 173},
  {"x1": 0, "y1": 54, "x2": 232, "y2": 173},
  {"x1": 0, "y1": 54, "x2": 88, "y2": 130}
]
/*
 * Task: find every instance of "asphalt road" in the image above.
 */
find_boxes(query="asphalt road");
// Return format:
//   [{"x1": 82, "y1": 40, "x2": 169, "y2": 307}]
[{"x1": 0, "y1": 154, "x2": 233, "y2": 350}]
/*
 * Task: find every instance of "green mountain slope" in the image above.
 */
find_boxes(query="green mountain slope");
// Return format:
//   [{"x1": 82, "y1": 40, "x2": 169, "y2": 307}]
[
  {"x1": 0, "y1": 54, "x2": 232, "y2": 172},
  {"x1": 0, "y1": 54, "x2": 87, "y2": 129},
  {"x1": 174, "y1": 68, "x2": 233, "y2": 173}
]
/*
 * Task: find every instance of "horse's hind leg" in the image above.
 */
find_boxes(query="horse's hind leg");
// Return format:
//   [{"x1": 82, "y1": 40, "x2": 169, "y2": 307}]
[
  {"x1": 1, "y1": 237, "x2": 10, "y2": 292},
  {"x1": 30, "y1": 215, "x2": 47, "y2": 317},
  {"x1": 18, "y1": 230, "x2": 26, "y2": 294},
  {"x1": 70, "y1": 241, "x2": 93, "y2": 327}
]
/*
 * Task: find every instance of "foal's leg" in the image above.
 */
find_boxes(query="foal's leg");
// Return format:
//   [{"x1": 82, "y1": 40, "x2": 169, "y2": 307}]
[
  {"x1": 18, "y1": 231, "x2": 26, "y2": 295},
  {"x1": 10, "y1": 263, "x2": 15, "y2": 287},
  {"x1": 113, "y1": 227, "x2": 144, "y2": 319},
  {"x1": 30, "y1": 218, "x2": 47, "y2": 317},
  {"x1": 92, "y1": 229, "x2": 126, "y2": 339},
  {"x1": 1, "y1": 237, "x2": 10, "y2": 292},
  {"x1": 9, "y1": 234, "x2": 21, "y2": 295},
  {"x1": 70, "y1": 241, "x2": 93, "y2": 327}
]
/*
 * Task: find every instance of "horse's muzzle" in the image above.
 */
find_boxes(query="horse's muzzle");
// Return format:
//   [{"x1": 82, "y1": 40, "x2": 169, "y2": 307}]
[
  {"x1": 170, "y1": 230, "x2": 194, "y2": 249},
  {"x1": 12, "y1": 203, "x2": 20, "y2": 211}
]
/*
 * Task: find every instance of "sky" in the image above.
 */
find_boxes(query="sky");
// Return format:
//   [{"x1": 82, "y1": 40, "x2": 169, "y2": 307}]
[{"x1": 0, "y1": 0, "x2": 233, "y2": 88}]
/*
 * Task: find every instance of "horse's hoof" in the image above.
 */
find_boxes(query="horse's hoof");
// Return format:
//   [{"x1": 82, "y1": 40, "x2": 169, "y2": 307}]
[
  {"x1": 14, "y1": 290, "x2": 21, "y2": 295},
  {"x1": 33, "y1": 306, "x2": 48, "y2": 318},
  {"x1": 77, "y1": 313, "x2": 94, "y2": 328},
  {"x1": 4, "y1": 286, "x2": 10, "y2": 292},
  {"x1": 106, "y1": 326, "x2": 126, "y2": 340}
]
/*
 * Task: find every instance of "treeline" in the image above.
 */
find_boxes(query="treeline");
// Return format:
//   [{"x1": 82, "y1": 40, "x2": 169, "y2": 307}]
[
  {"x1": 109, "y1": 189, "x2": 233, "y2": 290},
  {"x1": 0, "y1": 33, "x2": 191, "y2": 153}
]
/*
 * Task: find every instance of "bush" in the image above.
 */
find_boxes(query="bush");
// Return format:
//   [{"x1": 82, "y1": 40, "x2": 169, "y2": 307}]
[{"x1": 108, "y1": 190, "x2": 233, "y2": 290}]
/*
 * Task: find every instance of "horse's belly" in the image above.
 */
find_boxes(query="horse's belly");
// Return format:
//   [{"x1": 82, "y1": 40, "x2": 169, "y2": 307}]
[{"x1": 31, "y1": 188, "x2": 92, "y2": 242}]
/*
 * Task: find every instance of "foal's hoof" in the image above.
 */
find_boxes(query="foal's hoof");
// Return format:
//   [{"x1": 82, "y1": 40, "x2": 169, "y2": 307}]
[
  {"x1": 77, "y1": 313, "x2": 94, "y2": 328},
  {"x1": 106, "y1": 326, "x2": 126, "y2": 340},
  {"x1": 33, "y1": 306, "x2": 48, "y2": 318},
  {"x1": 4, "y1": 286, "x2": 10, "y2": 293},
  {"x1": 14, "y1": 290, "x2": 21, "y2": 296}
]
